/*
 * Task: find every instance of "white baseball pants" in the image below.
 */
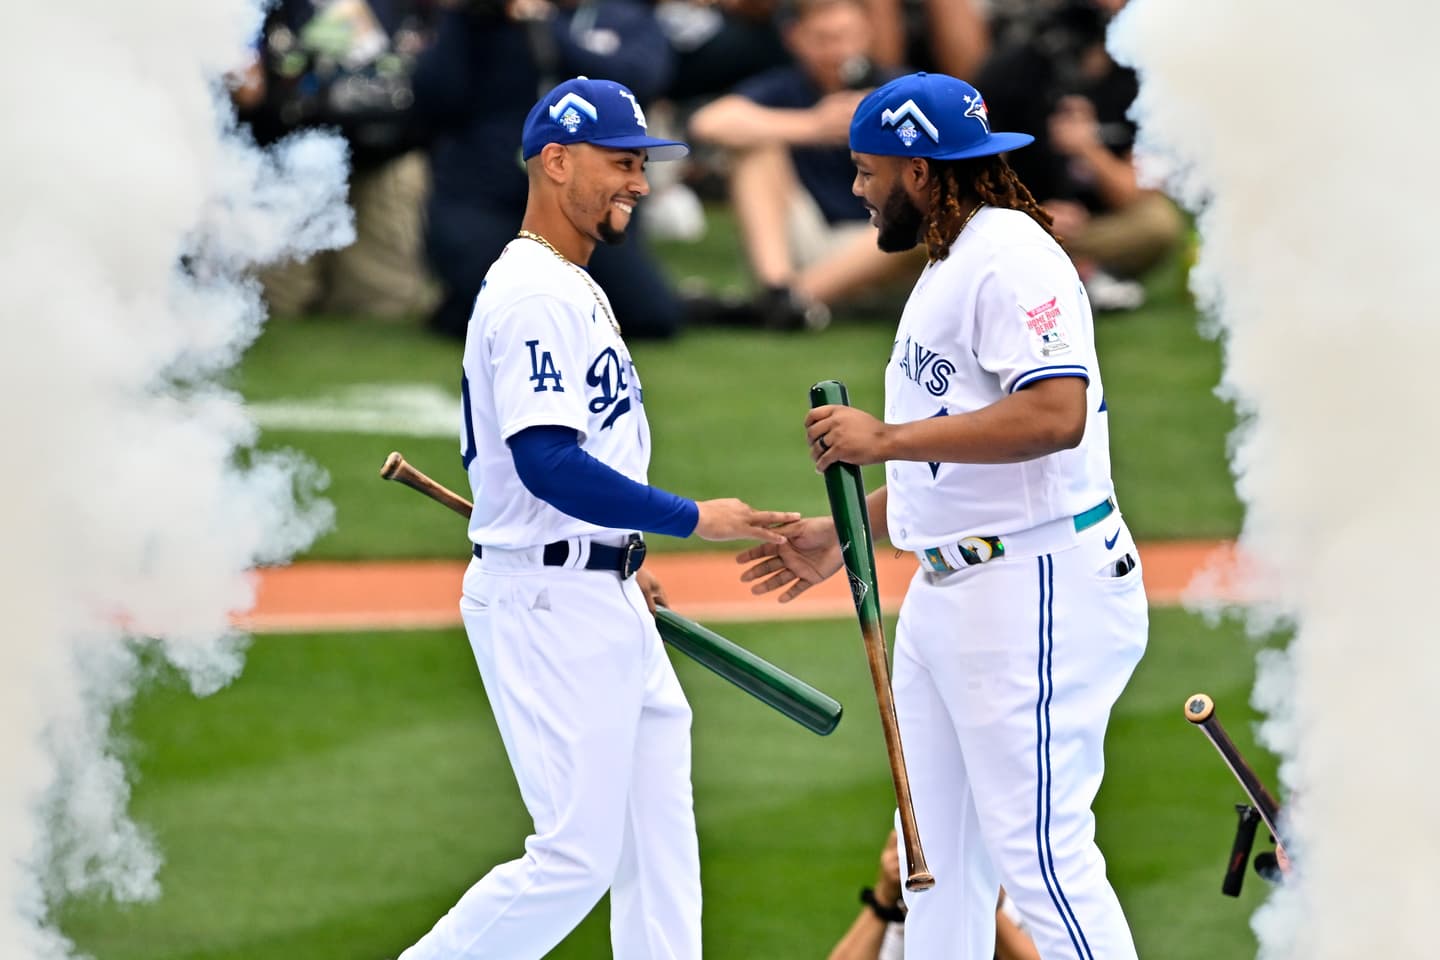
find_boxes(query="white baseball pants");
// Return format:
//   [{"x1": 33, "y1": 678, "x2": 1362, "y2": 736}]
[
  {"x1": 893, "y1": 519, "x2": 1148, "y2": 960},
  {"x1": 399, "y1": 556, "x2": 702, "y2": 960}
]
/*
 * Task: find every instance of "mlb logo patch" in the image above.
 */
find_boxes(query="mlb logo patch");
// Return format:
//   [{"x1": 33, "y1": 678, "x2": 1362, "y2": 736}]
[{"x1": 895, "y1": 119, "x2": 920, "y2": 147}]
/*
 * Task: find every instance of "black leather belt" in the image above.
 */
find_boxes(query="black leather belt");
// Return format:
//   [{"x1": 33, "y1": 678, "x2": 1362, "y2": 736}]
[{"x1": 472, "y1": 534, "x2": 647, "y2": 579}]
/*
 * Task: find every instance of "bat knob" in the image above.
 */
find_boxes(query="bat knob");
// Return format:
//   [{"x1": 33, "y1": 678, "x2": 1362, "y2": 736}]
[
  {"x1": 1185, "y1": 693, "x2": 1214, "y2": 724},
  {"x1": 381, "y1": 451, "x2": 405, "y2": 479},
  {"x1": 905, "y1": 871, "x2": 935, "y2": 892}
]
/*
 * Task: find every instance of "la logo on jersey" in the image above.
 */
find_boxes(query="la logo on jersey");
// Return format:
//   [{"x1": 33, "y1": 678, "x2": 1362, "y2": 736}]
[
  {"x1": 1024, "y1": 297, "x2": 1071, "y2": 356},
  {"x1": 527, "y1": 339, "x2": 565, "y2": 392},
  {"x1": 550, "y1": 92, "x2": 598, "y2": 134}
]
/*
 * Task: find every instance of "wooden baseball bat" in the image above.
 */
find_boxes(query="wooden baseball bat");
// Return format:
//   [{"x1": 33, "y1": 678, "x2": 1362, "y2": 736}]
[
  {"x1": 380, "y1": 451, "x2": 474, "y2": 518},
  {"x1": 379, "y1": 452, "x2": 845, "y2": 735},
  {"x1": 809, "y1": 380, "x2": 934, "y2": 892},
  {"x1": 1184, "y1": 693, "x2": 1286, "y2": 846}
]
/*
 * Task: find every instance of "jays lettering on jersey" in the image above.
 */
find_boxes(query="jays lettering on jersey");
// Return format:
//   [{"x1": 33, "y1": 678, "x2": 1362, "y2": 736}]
[
  {"x1": 461, "y1": 240, "x2": 652, "y2": 548},
  {"x1": 883, "y1": 207, "x2": 1116, "y2": 548}
]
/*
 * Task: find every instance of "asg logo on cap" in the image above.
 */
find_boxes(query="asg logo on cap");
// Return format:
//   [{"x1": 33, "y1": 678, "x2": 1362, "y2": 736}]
[
  {"x1": 549, "y1": 92, "x2": 598, "y2": 133},
  {"x1": 880, "y1": 99, "x2": 940, "y2": 148}
]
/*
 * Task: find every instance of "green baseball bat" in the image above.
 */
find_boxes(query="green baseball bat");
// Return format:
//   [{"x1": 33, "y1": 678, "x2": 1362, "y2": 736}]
[
  {"x1": 809, "y1": 381, "x2": 934, "y2": 890},
  {"x1": 656, "y1": 608, "x2": 841, "y2": 736},
  {"x1": 380, "y1": 452, "x2": 843, "y2": 736}
]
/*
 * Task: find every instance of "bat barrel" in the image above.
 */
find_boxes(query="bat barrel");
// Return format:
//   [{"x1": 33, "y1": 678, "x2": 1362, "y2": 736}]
[{"x1": 655, "y1": 608, "x2": 843, "y2": 736}]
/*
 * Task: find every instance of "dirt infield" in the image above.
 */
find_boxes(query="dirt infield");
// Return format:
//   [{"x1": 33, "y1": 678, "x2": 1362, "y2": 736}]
[{"x1": 239, "y1": 540, "x2": 1240, "y2": 633}]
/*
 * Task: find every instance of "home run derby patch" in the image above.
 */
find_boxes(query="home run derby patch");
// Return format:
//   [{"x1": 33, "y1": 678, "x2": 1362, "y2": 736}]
[{"x1": 1024, "y1": 297, "x2": 1071, "y2": 356}]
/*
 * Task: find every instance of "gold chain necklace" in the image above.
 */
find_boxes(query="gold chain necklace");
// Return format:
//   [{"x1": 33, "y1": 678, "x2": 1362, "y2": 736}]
[
  {"x1": 516, "y1": 230, "x2": 621, "y2": 335},
  {"x1": 957, "y1": 202, "x2": 985, "y2": 235}
]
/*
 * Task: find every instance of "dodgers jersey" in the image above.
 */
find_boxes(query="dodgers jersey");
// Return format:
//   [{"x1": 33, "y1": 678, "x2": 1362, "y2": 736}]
[
  {"x1": 461, "y1": 238, "x2": 651, "y2": 548},
  {"x1": 884, "y1": 206, "x2": 1115, "y2": 550}
]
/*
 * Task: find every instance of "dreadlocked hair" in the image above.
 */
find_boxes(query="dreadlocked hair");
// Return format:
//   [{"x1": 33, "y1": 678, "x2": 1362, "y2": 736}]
[{"x1": 922, "y1": 154, "x2": 1058, "y2": 261}]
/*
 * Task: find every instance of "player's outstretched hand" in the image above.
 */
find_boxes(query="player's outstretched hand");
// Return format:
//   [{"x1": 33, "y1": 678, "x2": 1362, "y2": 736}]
[
  {"x1": 736, "y1": 516, "x2": 843, "y2": 602},
  {"x1": 806, "y1": 404, "x2": 893, "y2": 470},
  {"x1": 693, "y1": 499, "x2": 801, "y2": 544}
]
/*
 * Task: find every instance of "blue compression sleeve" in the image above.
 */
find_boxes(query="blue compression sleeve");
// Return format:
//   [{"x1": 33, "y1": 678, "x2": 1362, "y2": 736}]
[{"x1": 508, "y1": 426, "x2": 700, "y2": 538}]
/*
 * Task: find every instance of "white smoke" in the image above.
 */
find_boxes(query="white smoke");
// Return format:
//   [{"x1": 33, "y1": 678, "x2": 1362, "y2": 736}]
[
  {"x1": 0, "y1": 2, "x2": 352, "y2": 956},
  {"x1": 1110, "y1": 2, "x2": 1439, "y2": 955}
]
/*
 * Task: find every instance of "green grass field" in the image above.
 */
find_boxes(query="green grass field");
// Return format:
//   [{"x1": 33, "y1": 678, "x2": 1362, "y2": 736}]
[
  {"x1": 58, "y1": 211, "x2": 1277, "y2": 958},
  {"x1": 62, "y1": 611, "x2": 1276, "y2": 960}
]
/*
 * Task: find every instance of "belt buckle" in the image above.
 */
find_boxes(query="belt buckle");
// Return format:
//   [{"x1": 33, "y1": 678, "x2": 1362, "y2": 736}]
[
  {"x1": 957, "y1": 536, "x2": 1004, "y2": 565},
  {"x1": 620, "y1": 534, "x2": 647, "y2": 579}
]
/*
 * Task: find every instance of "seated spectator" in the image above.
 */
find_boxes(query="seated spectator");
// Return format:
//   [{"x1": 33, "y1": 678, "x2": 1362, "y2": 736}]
[
  {"x1": 860, "y1": 0, "x2": 990, "y2": 80},
  {"x1": 237, "y1": 0, "x2": 440, "y2": 320},
  {"x1": 977, "y1": 0, "x2": 1182, "y2": 310},
  {"x1": 414, "y1": 0, "x2": 687, "y2": 340},
  {"x1": 828, "y1": 829, "x2": 1040, "y2": 960},
  {"x1": 687, "y1": 0, "x2": 929, "y2": 330}
]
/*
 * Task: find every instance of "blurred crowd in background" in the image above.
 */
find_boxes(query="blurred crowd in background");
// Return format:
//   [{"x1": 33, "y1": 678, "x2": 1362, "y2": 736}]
[{"x1": 230, "y1": 0, "x2": 1182, "y2": 340}]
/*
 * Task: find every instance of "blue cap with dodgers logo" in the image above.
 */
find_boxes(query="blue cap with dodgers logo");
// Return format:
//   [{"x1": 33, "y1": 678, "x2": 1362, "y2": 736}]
[
  {"x1": 849, "y1": 72, "x2": 1034, "y2": 160},
  {"x1": 521, "y1": 76, "x2": 689, "y2": 162}
]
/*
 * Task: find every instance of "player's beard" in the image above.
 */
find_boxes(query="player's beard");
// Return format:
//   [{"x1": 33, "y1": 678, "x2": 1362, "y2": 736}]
[
  {"x1": 874, "y1": 182, "x2": 924, "y2": 253},
  {"x1": 597, "y1": 211, "x2": 628, "y2": 246}
]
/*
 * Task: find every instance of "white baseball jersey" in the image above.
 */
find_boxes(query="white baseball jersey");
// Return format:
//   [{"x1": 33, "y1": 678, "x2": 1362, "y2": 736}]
[
  {"x1": 883, "y1": 206, "x2": 1114, "y2": 549},
  {"x1": 883, "y1": 208, "x2": 1146, "y2": 960},
  {"x1": 406, "y1": 234, "x2": 703, "y2": 960},
  {"x1": 461, "y1": 238, "x2": 651, "y2": 548}
]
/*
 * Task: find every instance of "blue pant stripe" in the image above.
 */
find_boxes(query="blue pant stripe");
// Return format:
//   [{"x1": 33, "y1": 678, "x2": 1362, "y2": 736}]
[
  {"x1": 1035, "y1": 556, "x2": 1085, "y2": 958},
  {"x1": 1042, "y1": 555, "x2": 1095, "y2": 959}
]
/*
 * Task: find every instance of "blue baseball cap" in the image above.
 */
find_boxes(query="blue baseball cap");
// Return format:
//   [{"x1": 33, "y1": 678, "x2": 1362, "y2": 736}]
[
  {"x1": 521, "y1": 76, "x2": 689, "y2": 162},
  {"x1": 849, "y1": 72, "x2": 1034, "y2": 160}
]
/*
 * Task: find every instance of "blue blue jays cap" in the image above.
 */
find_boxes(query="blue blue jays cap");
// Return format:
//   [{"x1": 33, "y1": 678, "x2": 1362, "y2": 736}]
[
  {"x1": 849, "y1": 72, "x2": 1034, "y2": 160},
  {"x1": 521, "y1": 76, "x2": 689, "y2": 162}
]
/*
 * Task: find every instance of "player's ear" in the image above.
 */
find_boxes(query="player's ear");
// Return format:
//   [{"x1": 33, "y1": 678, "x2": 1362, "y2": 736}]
[
  {"x1": 536, "y1": 143, "x2": 572, "y2": 184},
  {"x1": 907, "y1": 157, "x2": 931, "y2": 192}
]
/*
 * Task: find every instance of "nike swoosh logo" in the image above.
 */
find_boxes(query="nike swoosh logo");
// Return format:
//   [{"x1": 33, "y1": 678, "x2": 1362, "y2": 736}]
[{"x1": 1104, "y1": 529, "x2": 1120, "y2": 550}]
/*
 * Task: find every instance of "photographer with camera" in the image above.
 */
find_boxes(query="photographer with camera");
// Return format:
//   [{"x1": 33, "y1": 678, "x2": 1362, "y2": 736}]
[
  {"x1": 976, "y1": 0, "x2": 1182, "y2": 310},
  {"x1": 237, "y1": 0, "x2": 440, "y2": 320},
  {"x1": 415, "y1": 0, "x2": 689, "y2": 340},
  {"x1": 685, "y1": 0, "x2": 928, "y2": 331}
]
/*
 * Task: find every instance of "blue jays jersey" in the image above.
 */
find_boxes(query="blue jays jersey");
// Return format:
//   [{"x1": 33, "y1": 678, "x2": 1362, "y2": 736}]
[
  {"x1": 461, "y1": 238, "x2": 651, "y2": 548},
  {"x1": 883, "y1": 207, "x2": 1115, "y2": 549}
]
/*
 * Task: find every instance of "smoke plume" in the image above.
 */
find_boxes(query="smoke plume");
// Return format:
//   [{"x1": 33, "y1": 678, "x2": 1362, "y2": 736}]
[
  {"x1": 0, "y1": 2, "x2": 351, "y2": 955},
  {"x1": 1110, "y1": 2, "x2": 1438, "y2": 955}
]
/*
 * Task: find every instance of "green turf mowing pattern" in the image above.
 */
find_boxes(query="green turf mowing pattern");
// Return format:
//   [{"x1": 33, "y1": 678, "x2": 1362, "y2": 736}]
[{"x1": 62, "y1": 607, "x2": 1280, "y2": 959}]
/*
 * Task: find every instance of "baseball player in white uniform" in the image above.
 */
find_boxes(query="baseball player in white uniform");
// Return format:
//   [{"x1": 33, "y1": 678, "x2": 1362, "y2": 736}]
[
  {"x1": 740, "y1": 72, "x2": 1148, "y2": 959},
  {"x1": 398, "y1": 77, "x2": 798, "y2": 960}
]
